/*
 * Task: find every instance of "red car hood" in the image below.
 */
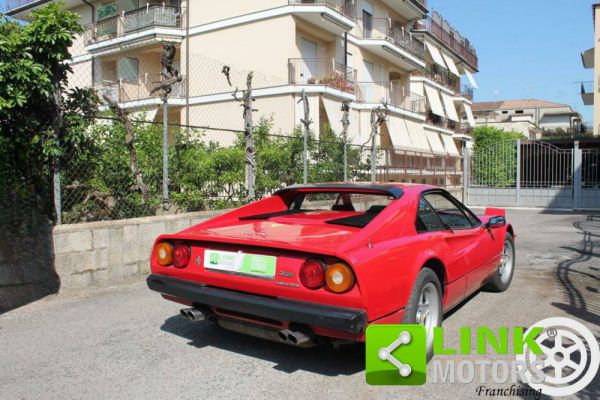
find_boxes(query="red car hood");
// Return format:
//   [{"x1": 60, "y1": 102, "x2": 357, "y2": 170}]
[{"x1": 177, "y1": 212, "x2": 361, "y2": 255}]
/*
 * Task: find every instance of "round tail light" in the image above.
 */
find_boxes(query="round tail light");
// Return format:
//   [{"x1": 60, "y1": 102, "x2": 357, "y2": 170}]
[
  {"x1": 299, "y1": 259, "x2": 326, "y2": 289},
  {"x1": 172, "y1": 244, "x2": 191, "y2": 268},
  {"x1": 325, "y1": 262, "x2": 355, "y2": 293},
  {"x1": 156, "y1": 242, "x2": 173, "y2": 266}
]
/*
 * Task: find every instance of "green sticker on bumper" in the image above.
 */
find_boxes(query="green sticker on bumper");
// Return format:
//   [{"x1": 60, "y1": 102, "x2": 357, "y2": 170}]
[{"x1": 204, "y1": 250, "x2": 276, "y2": 277}]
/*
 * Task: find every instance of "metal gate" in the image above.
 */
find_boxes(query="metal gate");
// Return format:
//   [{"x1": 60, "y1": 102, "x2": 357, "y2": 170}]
[{"x1": 464, "y1": 140, "x2": 600, "y2": 209}]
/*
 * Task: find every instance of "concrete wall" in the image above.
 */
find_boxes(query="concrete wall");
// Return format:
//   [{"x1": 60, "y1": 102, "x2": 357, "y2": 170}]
[{"x1": 52, "y1": 210, "x2": 226, "y2": 292}]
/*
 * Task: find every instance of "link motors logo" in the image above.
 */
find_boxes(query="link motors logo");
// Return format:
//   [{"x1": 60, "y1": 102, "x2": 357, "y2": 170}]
[{"x1": 516, "y1": 317, "x2": 600, "y2": 397}]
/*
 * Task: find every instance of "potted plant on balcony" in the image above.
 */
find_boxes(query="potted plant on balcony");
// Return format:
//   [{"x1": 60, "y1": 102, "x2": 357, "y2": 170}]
[{"x1": 307, "y1": 77, "x2": 317, "y2": 84}]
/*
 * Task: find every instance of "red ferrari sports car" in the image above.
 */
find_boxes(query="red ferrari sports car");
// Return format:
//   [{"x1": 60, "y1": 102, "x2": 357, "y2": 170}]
[{"x1": 147, "y1": 183, "x2": 515, "y2": 356}]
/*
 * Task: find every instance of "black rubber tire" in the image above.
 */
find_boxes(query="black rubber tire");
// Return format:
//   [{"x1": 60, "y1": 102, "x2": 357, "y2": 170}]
[
  {"x1": 484, "y1": 233, "x2": 515, "y2": 293},
  {"x1": 402, "y1": 267, "x2": 443, "y2": 362}
]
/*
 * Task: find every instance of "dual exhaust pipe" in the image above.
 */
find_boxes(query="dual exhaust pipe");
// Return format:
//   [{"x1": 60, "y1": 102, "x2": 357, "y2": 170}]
[
  {"x1": 180, "y1": 308, "x2": 207, "y2": 322},
  {"x1": 277, "y1": 328, "x2": 313, "y2": 346},
  {"x1": 180, "y1": 308, "x2": 315, "y2": 347}
]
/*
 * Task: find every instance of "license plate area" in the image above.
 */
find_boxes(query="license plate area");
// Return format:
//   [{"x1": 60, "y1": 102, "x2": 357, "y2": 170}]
[{"x1": 204, "y1": 249, "x2": 277, "y2": 279}]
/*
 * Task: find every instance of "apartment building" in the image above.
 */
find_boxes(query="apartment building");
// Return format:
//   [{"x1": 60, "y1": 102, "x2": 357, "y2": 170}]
[
  {"x1": 580, "y1": 2, "x2": 600, "y2": 136},
  {"x1": 469, "y1": 99, "x2": 585, "y2": 139},
  {"x1": 4, "y1": 0, "x2": 480, "y2": 185}
]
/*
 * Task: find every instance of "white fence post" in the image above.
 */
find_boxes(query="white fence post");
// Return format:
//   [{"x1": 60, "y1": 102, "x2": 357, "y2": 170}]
[
  {"x1": 516, "y1": 139, "x2": 521, "y2": 206},
  {"x1": 573, "y1": 141, "x2": 582, "y2": 210}
]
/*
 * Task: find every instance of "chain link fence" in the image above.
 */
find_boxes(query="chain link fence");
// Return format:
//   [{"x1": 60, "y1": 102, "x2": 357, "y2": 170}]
[{"x1": 59, "y1": 49, "x2": 463, "y2": 224}]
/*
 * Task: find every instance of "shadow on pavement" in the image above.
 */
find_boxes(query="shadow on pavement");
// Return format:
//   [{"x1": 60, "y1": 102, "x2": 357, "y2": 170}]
[
  {"x1": 160, "y1": 314, "x2": 365, "y2": 377},
  {"x1": 552, "y1": 214, "x2": 600, "y2": 328}
]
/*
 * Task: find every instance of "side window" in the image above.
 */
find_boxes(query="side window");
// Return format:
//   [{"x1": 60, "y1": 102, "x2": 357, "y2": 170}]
[
  {"x1": 416, "y1": 198, "x2": 444, "y2": 232},
  {"x1": 424, "y1": 193, "x2": 473, "y2": 230}
]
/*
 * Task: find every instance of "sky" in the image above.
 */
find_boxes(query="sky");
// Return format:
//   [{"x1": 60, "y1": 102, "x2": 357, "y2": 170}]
[{"x1": 431, "y1": 0, "x2": 595, "y2": 122}]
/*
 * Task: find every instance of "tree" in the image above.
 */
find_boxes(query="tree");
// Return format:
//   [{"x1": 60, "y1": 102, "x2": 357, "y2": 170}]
[
  {"x1": 471, "y1": 126, "x2": 525, "y2": 187},
  {"x1": 0, "y1": 3, "x2": 99, "y2": 221}
]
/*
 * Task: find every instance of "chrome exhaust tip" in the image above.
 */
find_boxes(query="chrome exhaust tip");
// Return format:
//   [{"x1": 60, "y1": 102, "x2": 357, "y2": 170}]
[{"x1": 180, "y1": 308, "x2": 206, "y2": 322}]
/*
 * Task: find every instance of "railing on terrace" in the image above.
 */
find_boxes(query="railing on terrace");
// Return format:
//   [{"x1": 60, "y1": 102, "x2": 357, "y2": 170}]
[
  {"x1": 412, "y1": 65, "x2": 460, "y2": 93},
  {"x1": 94, "y1": 74, "x2": 186, "y2": 104},
  {"x1": 84, "y1": 5, "x2": 184, "y2": 45},
  {"x1": 412, "y1": 15, "x2": 478, "y2": 70},
  {"x1": 356, "y1": 82, "x2": 425, "y2": 114},
  {"x1": 356, "y1": 18, "x2": 425, "y2": 59},
  {"x1": 288, "y1": 0, "x2": 356, "y2": 19},
  {"x1": 460, "y1": 84, "x2": 474, "y2": 100},
  {"x1": 581, "y1": 81, "x2": 594, "y2": 94},
  {"x1": 288, "y1": 58, "x2": 357, "y2": 93}
]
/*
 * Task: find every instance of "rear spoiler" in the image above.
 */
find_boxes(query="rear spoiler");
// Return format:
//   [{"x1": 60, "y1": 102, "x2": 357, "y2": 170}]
[{"x1": 274, "y1": 184, "x2": 404, "y2": 199}]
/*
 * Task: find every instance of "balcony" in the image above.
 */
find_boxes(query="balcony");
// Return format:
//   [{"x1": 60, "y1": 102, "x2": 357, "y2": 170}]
[
  {"x1": 356, "y1": 81, "x2": 425, "y2": 114},
  {"x1": 289, "y1": 0, "x2": 356, "y2": 33},
  {"x1": 354, "y1": 18, "x2": 425, "y2": 70},
  {"x1": 581, "y1": 81, "x2": 594, "y2": 106},
  {"x1": 1, "y1": 0, "x2": 49, "y2": 16},
  {"x1": 412, "y1": 65, "x2": 460, "y2": 93},
  {"x1": 94, "y1": 74, "x2": 186, "y2": 107},
  {"x1": 412, "y1": 13, "x2": 478, "y2": 71},
  {"x1": 379, "y1": 0, "x2": 428, "y2": 21},
  {"x1": 288, "y1": 58, "x2": 357, "y2": 93},
  {"x1": 84, "y1": 5, "x2": 184, "y2": 48},
  {"x1": 460, "y1": 84, "x2": 474, "y2": 101}
]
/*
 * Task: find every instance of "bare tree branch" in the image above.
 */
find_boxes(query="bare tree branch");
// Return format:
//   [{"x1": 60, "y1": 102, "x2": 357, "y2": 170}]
[{"x1": 102, "y1": 92, "x2": 150, "y2": 204}]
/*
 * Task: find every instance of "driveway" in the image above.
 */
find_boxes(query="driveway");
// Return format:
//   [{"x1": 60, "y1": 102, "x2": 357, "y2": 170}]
[{"x1": 0, "y1": 209, "x2": 598, "y2": 400}]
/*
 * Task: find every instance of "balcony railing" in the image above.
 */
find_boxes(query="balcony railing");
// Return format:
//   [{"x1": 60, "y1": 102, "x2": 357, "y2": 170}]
[
  {"x1": 581, "y1": 81, "x2": 594, "y2": 94},
  {"x1": 288, "y1": 58, "x2": 357, "y2": 93},
  {"x1": 356, "y1": 18, "x2": 425, "y2": 59},
  {"x1": 356, "y1": 81, "x2": 425, "y2": 114},
  {"x1": 94, "y1": 74, "x2": 186, "y2": 104},
  {"x1": 460, "y1": 84, "x2": 474, "y2": 100},
  {"x1": 412, "y1": 65, "x2": 460, "y2": 93},
  {"x1": 84, "y1": 5, "x2": 183, "y2": 45},
  {"x1": 288, "y1": 0, "x2": 356, "y2": 19},
  {"x1": 412, "y1": 14, "x2": 478, "y2": 70}
]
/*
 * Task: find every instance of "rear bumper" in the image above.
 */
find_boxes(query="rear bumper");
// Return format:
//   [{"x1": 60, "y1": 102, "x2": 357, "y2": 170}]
[{"x1": 147, "y1": 274, "x2": 367, "y2": 335}]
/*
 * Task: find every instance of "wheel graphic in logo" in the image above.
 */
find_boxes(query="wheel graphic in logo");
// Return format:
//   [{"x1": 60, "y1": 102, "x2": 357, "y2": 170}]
[{"x1": 516, "y1": 317, "x2": 600, "y2": 396}]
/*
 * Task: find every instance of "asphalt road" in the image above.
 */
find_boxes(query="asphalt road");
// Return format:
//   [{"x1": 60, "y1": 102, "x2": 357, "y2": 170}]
[{"x1": 1, "y1": 209, "x2": 598, "y2": 400}]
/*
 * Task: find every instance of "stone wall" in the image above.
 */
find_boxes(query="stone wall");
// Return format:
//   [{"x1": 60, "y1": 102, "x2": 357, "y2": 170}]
[{"x1": 52, "y1": 210, "x2": 226, "y2": 291}]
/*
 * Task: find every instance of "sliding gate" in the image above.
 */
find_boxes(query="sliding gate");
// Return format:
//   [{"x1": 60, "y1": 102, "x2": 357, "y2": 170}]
[{"x1": 464, "y1": 140, "x2": 600, "y2": 209}]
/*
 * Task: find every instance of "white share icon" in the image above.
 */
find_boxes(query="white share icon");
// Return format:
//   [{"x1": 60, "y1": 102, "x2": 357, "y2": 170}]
[{"x1": 377, "y1": 330, "x2": 412, "y2": 377}]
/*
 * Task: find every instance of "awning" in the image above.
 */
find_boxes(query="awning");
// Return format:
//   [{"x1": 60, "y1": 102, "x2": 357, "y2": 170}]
[
  {"x1": 441, "y1": 92, "x2": 460, "y2": 122},
  {"x1": 441, "y1": 51, "x2": 460, "y2": 76},
  {"x1": 463, "y1": 103, "x2": 476, "y2": 127},
  {"x1": 463, "y1": 69, "x2": 479, "y2": 89},
  {"x1": 441, "y1": 134, "x2": 460, "y2": 156},
  {"x1": 405, "y1": 119, "x2": 432, "y2": 153},
  {"x1": 385, "y1": 115, "x2": 414, "y2": 151},
  {"x1": 322, "y1": 97, "x2": 345, "y2": 134},
  {"x1": 425, "y1": 42, "x2": 447, "y2": 70},
  {"x1": 424, "y1": 85, "x2": 445, "y2": 118},
  {"x1": 424, "y1": 129, "x2": 446, "y2": 155}
]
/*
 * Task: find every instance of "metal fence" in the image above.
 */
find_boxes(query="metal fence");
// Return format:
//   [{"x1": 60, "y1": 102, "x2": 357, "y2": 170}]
[
  {"x1": 55, "y1": 50, "x2": 464, "y2": 224},
  {"x1": 465, "y1": 139, "x2": 600, "y2": 209}
]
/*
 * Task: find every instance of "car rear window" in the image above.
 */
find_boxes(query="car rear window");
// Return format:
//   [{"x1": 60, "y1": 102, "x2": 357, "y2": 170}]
[{"x1": 289, "y1": 192, "x2": 394, "y2": 213}]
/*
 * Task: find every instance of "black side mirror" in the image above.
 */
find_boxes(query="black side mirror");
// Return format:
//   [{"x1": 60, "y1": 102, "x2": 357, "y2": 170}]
[{"x1": 484, "y1": 216, "x2": 506, "y2": 229}]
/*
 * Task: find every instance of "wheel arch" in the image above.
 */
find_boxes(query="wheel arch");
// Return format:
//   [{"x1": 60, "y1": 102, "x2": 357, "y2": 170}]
[
  {"x1": 421, "y1": 258, "x2": 446, "y2": 294},
  {"x1": 506, "y1": 224, "x2": 514, "y2": 239}
]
